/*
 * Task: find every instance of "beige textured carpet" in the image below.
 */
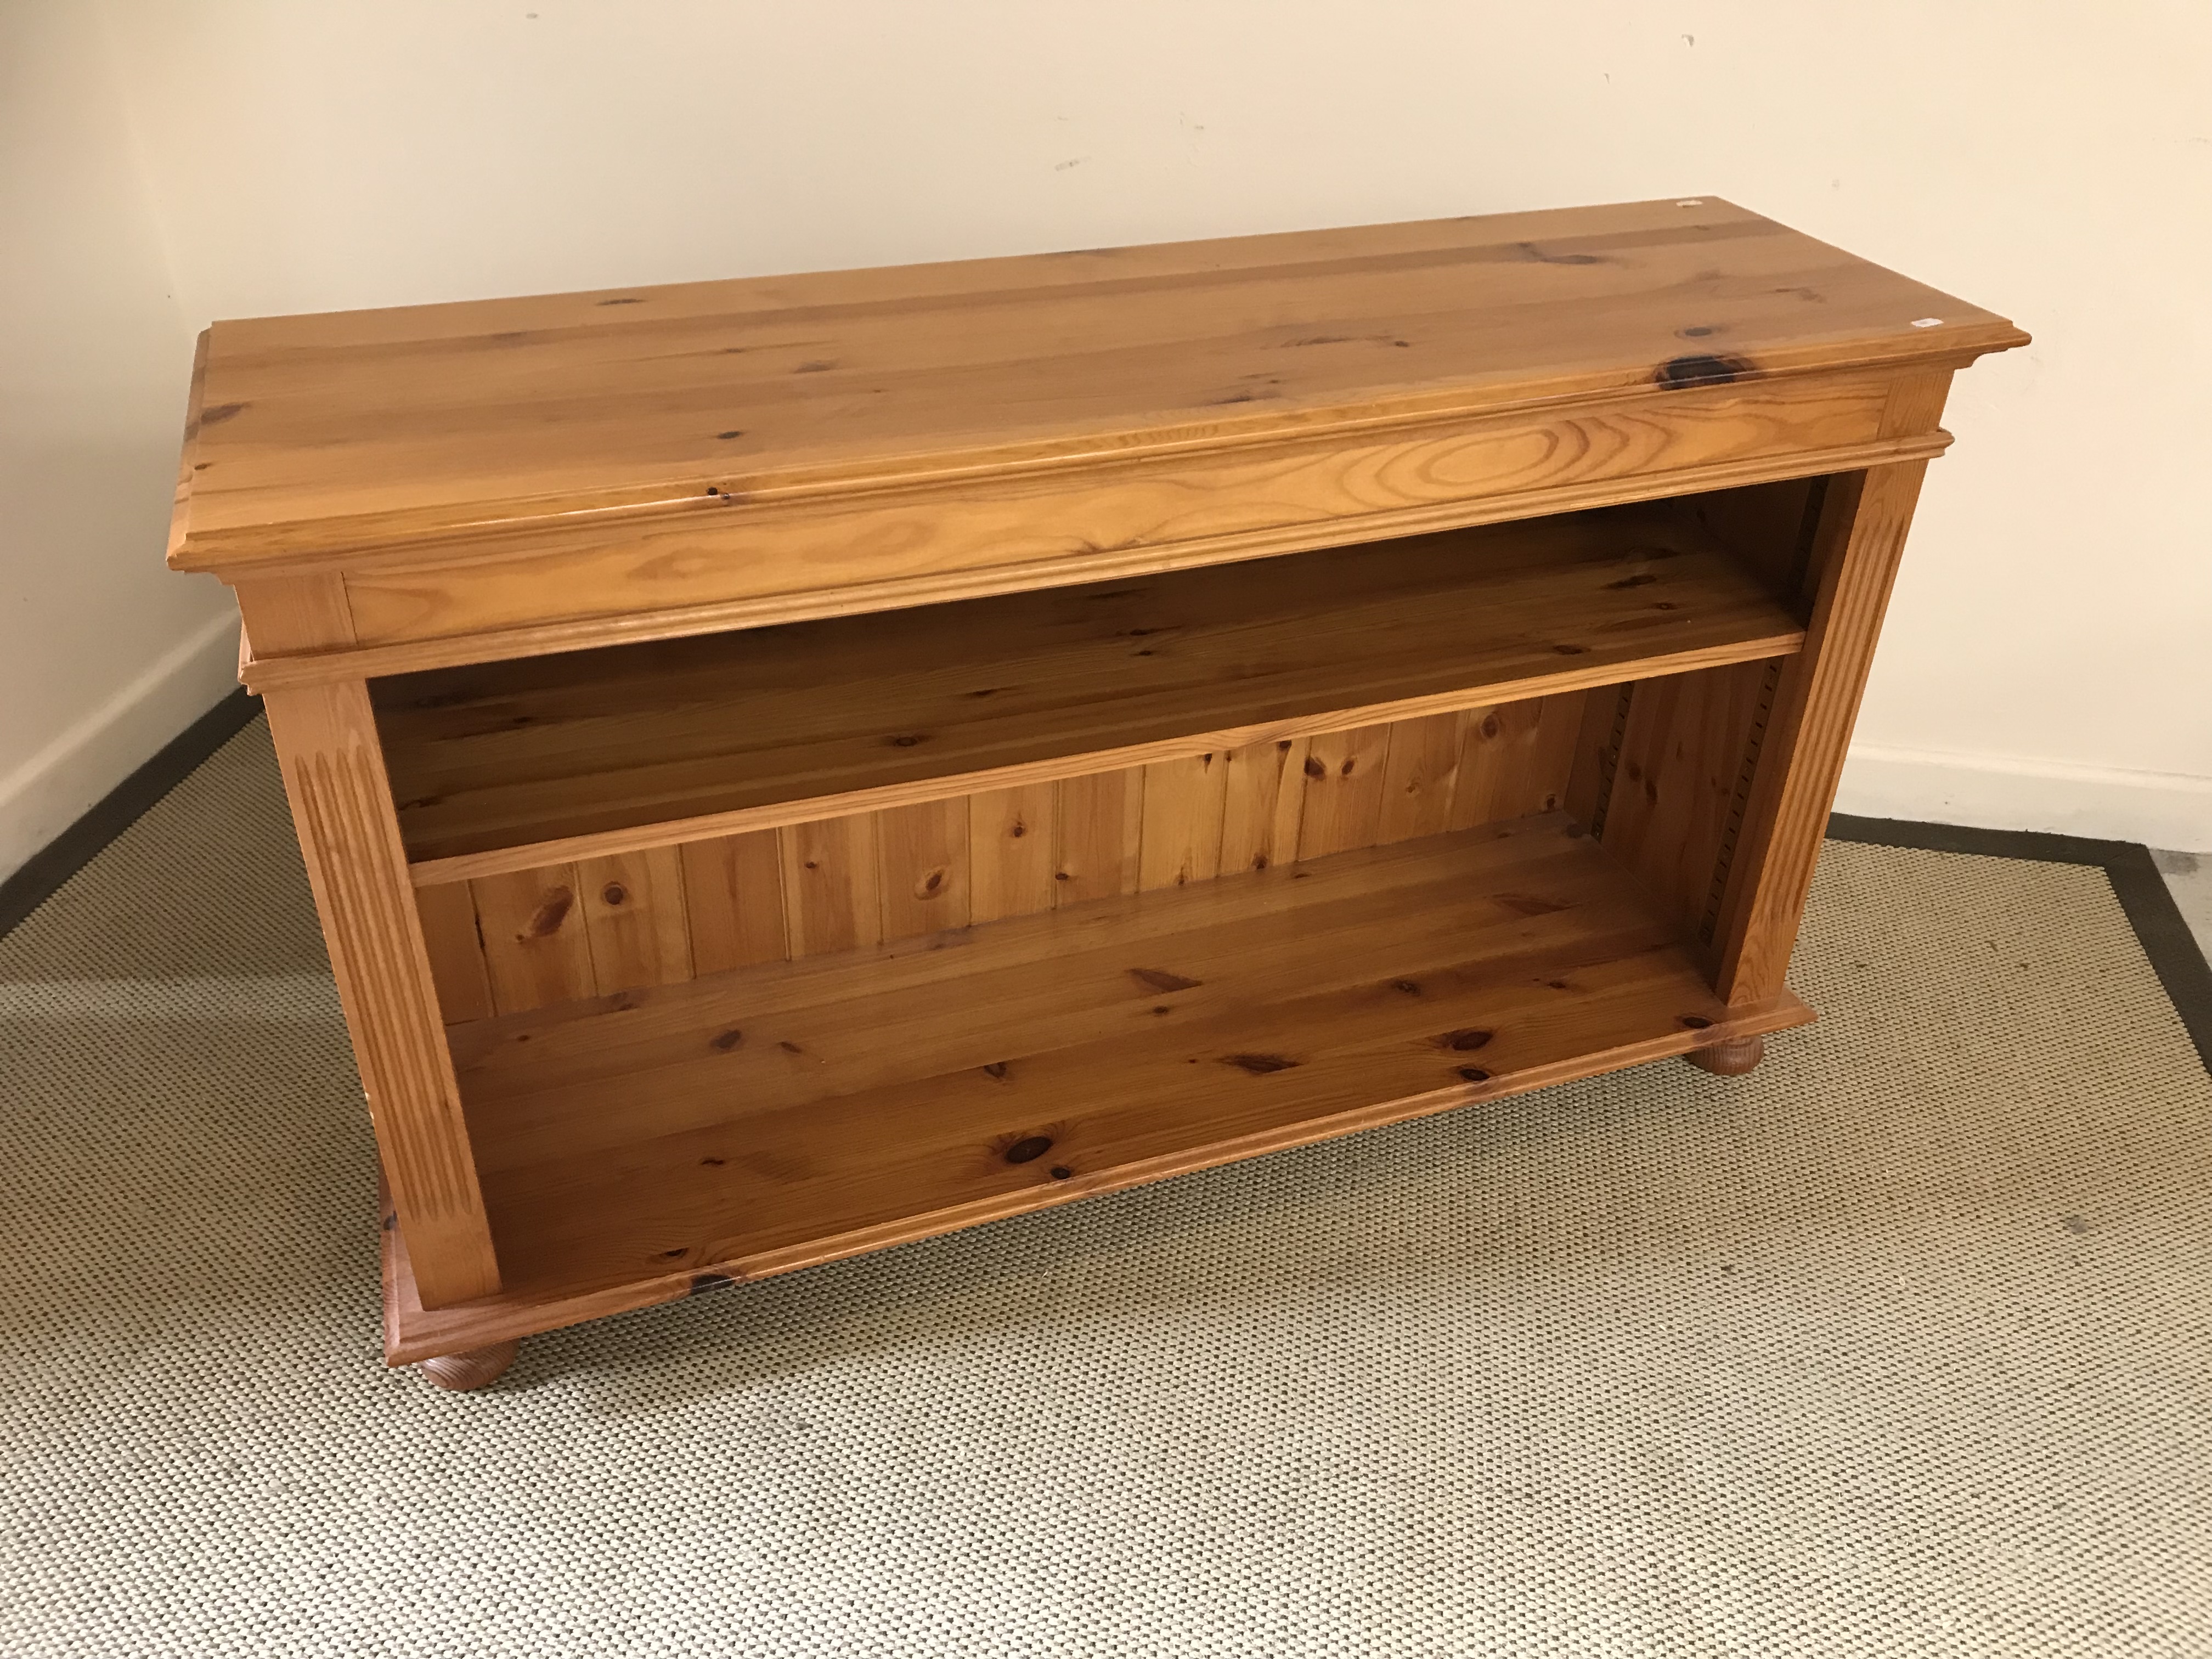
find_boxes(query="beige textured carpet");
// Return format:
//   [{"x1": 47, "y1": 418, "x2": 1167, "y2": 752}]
[{"x1": 3, "y1": 720, "x2": 2208, "y2": 1658}]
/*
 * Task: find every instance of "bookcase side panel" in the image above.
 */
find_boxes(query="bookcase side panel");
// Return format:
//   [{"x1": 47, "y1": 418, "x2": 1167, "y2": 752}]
[
  {"x1": 261, "y1": 680, "x2": 503, "y2": 1307},
  {"x1": 1710, "y1": 461, "x2": 1932, "y2": 1004}
]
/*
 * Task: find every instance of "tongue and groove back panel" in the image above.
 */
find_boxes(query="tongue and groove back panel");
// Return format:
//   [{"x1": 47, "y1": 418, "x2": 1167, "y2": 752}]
[
  {"x1": 399, "y1": 475, "x2": 1828, "y2": 1025},
  {"x1": 413, "y1": 696, "x2": 1589, "y2": 1022}
]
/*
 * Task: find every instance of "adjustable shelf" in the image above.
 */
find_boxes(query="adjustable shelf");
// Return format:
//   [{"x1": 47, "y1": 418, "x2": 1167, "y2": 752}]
[
  {"x1": 371, "y1": 499, "x2": 1804, "y2": 884},
  {"x1": 168, "y1": 198, "x2": 2026, "y2": 1384}
]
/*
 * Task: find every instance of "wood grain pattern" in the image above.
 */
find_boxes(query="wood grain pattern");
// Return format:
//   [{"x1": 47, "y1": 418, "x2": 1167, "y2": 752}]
[
  {"x1": 1449, "y1": 693, "x2": 1589, "y2": 830},
  {"x1": 877, "y1": 798, "x2": 970, "y2": 941},
  {"x1": 233, "y1": 572, "x2": 356, "y2": 653},
  {"x1": 245, "y1": 427, "x2": 1951, "y2": 695},
  {"x1": 680, "y1": 831, "x2": 786, "y2": 974},
  {"x1": 1712, "y1": 462, "x2": 1931, "y2": 1003},
  {"x1": 1296, "y1": 724, "x2": 1393, "y2": 859},
  {"x1": 173, "y1": 199, "x2": 2021, "y2": 582},
  {"x1": 390, "y1": 814, "x2": 1812, "y2": 1357},
  {"x1": 1564, "y1": 685, "x2": 1634, "y2": 832},
  {"x1": 1054, "y1": 767, "x2": 1144, "y2": 907},
  {"x1": 471, "y1": 864, "x2": 596, "y2": 1015},
  {"x1": 1691, "y1": 474, "x2": 1825, "y2": 600},
  {"x1": 1138, "y1": 752, "x2": 1230, "y2": 891},
  {"x1": 1596, "y1": 659, "x2": 1776, "y2": 945},
  {"x1": 377, "y1": 500, "x2": 1807, "y2": 882},
  {"x1": 330, "y1": 377, "x2": 1923, "y2": 658},
  {"x1": 967, "y1": 785, "x2": 1058, "y2": 923},
  {"x1": 1218, "y1": 738, "x2": 1310, "y2": 876},
  {"x1": 779, "y1": 814, "x2": 882, "y2": 956},
  {"x1": 1375, "y1": 712, "x2": 1468, "y2": 845},
  {"x1": 259, "y1": 680, "x2": 500, "y2": 1307},
  {"x1": 1880, "y1": 369, "x2": 1955, "y2": 438},
  {"x1": 415, "y1": 882, "x2": 492, "y2": 1024},
  {"x1": 417, "y1": 698, "x2": 1609, "y2": 1018},
  {"x1": 578, "y1": 845, "x2": 692, "y2": 994}
]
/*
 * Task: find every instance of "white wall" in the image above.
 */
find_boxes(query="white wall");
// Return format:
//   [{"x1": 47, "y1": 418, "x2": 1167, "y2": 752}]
[
  {"x1": 0, "y1": 4, "x2": 239, "y2": 882},
  {"x1": 8, "y1": 1, "x2": 2208, "y2": 874}
]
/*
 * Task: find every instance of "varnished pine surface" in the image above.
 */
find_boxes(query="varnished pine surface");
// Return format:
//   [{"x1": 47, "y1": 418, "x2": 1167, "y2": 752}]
[
  {"x1": 260, "y1": 682, "x2": 501, "y2": 1307},
  {"x1": 385, "y1": 814, "x2": 1812, "y2": 1359},
  {"x1": 375, "y1": 500, "x2": 1803, "y2": 875},
  {"x1": 411, "y1": 694, "x2": 1591, "y2": 1018},
  {"x1": 172, "y1": 198, "x2": 2023, "y2": 573}
]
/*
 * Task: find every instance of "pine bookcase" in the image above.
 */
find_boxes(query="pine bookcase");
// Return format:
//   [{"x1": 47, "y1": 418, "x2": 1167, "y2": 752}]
[{"x1": 166, "y1": 198, "x2": 2026, "y2": 1387}]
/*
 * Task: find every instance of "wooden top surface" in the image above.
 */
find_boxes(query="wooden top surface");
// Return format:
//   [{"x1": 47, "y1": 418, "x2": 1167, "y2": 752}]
[{"x1": 168, "y1": 197, "x2": 2024, "y2": 573}]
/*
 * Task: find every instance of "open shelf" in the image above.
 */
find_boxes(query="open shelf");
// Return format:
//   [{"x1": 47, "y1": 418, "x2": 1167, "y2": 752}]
[
  {"x1": 385, "y1": 812, "x2": 1812, "y2": 1358},
  {"x1": 373, "y1": 499, "x2": 1805, "y2": 883}
]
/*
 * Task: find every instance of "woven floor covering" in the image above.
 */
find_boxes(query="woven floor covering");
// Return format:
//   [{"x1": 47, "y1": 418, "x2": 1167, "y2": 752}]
[{"x1": 3, "y1": 721, "x2": 2207, "y2": 1659}]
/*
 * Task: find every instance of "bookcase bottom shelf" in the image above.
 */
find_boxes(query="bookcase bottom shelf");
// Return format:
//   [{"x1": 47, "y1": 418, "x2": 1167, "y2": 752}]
[{"x1": 385, "y1": 811, "x2": 1812, "y2": 1363}]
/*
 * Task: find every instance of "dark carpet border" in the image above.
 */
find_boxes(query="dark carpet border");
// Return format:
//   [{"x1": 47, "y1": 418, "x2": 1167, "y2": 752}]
[
  {"x1": 0, "y1": 689, "x2": 262, "y2": 942},
  {"x1": 1828, "y1": 812, "x2": 2212, "y2": 1075},
  {"x1": 0, "y1": 693, "x2": 2204, "y2": 1076}
]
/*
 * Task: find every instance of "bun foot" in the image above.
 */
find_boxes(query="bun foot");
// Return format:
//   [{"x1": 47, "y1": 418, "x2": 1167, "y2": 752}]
[
  {"x1": 1684, "y1": 1034, "x2": 1765, "y2": 1076},
  {"x1": 419, "y1": 1339, "x2": 521, "y2": 1391}
]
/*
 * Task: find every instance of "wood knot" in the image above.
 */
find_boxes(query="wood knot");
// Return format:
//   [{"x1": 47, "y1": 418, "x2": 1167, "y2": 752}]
[
  {"x1": 1653, "y1": 352, "x2": 1755, "y2": 390},
  {"x1": 1222, "y1": 1053, "x2": 1297, "y2": 1074},
  {"x1": 600, "y1": 883, "x2": 628, "y2": 906},
  {"x1": 1440, "y1": 1028, "x2": 1494, "y2": 1051},
  {"x1": 1004, "y1": 1135, "x2": 1053, "y2": 1164},
  {"x1": 1302, "y1": 756, "x2": 1328, "y2": 779},
  {"x1": 1680, "y1": 1015, "x2": 1714, "y2": 1030},
  {"x1": 981, "y1": 1061, "x2": 1011, "y2": 1080},
  {"x1": 525, "y1": 888, "x2": 574, "y2": 937},
  {"x1": 709, "y1": 1028, "x2": 743, "y2": 1051},
  {"x1": 1458, "y1": 1066, "x2": 1492, "y2": 1083}
]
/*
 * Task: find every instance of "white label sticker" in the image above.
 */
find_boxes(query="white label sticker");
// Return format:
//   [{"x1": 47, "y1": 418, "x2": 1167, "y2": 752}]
[{"x1": 1911, "y1": 317, "x2": 1944, "y2": 328}]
